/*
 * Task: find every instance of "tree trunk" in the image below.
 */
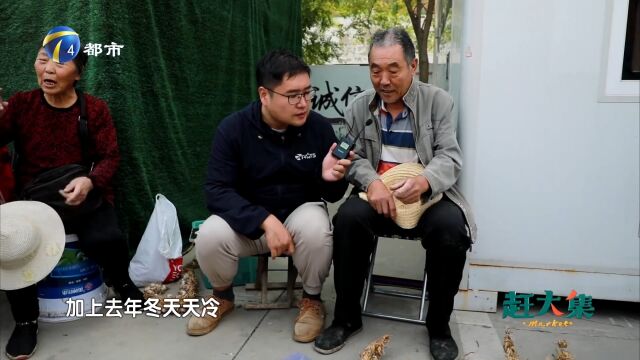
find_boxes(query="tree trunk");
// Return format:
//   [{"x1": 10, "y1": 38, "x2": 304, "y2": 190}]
[
  {"x1": 417, "y1": 37, "x2": 430, "y2": 83},
  {"x1": 404, "y1": 0, "x2": 435, "y2": 83}
]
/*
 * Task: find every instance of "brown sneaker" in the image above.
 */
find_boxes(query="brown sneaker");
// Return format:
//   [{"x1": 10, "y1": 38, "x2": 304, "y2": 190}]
[
  {"x1": 293, "y1": 298, "x2": 325, "y2": 343},
  {"x1": 186, "y1": 296, "x2": 234, "y2": 336}
]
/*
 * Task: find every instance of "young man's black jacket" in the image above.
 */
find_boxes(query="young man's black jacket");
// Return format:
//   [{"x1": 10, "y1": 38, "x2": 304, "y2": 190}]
[{"x1": 205, "y1": 101, "x2": 348, "y2": 239}]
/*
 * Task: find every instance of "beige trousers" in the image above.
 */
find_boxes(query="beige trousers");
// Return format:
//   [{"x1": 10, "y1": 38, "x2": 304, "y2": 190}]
[{"x1": 195, "y1": 202, "x2": 333, "y2": 295}]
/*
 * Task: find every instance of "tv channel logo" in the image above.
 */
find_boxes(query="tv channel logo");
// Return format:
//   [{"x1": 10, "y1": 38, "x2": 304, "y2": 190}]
[{"x1": 42, "y1": 26, "x2": 80, "y2": 63}]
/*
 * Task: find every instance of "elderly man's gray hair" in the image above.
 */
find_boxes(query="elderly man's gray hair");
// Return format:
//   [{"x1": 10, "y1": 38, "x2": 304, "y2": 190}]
[{"x1": 368, "y1": 27, "x2": 416, "y2": 65}]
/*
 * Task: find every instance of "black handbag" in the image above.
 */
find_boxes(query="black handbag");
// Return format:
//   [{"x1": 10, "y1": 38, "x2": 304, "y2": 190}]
[{"x1": 21, "y1": 90, "x2": 103, "y2": 220}]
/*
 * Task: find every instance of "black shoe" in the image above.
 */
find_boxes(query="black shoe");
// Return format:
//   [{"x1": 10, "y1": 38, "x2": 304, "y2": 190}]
[
  {"x1": 313, "y1": 322, "x2": 362, "y2": 355},
  {"x1": 428, "y1": 330, "x2": 459, "y2": 360},
  {"x1": 5, "y1": 321, "x2": 38, "y2": 360},
  {"x1": 115, "y1": 281, "x2": 144, "y2": 302}
]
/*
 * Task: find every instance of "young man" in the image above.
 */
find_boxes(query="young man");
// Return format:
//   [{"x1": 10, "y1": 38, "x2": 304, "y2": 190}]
[
  {"x1": 314, "y1": 28, "x2": 477, "y2": 360},
  {"x1": 188, "y1": 49, "x2": 353, "y2": 343}
]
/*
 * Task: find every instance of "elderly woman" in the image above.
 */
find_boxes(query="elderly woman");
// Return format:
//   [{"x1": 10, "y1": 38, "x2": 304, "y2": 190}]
[{"x1": 0, "y1": 46, "x2": 143, "y2": 359}]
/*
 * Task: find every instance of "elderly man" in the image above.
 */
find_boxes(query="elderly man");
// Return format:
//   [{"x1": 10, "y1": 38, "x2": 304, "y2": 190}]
[
  {"x1": 188, "y1": 49, "x2": 353, "y2": 343},
  {"x1": 314, "y1": 28, "x2": 476, "y2": 360}
]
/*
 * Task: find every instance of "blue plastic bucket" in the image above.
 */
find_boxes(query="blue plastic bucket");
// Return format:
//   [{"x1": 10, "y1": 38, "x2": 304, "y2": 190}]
[{"x1": 38, "y1": 234, "x2": 107, "y2": 322}]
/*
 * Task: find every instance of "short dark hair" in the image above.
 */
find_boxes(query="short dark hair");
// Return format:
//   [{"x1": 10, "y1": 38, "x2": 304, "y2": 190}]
[
  {"x1": 256, "y1": 49, "x2": 310, "y2": 89},
  {"x1": 368, "y1": 27, "x2": 416, "y2": 65},
  {"x1": 72, "y1": 48, "x2": 88, "y2": 75}
]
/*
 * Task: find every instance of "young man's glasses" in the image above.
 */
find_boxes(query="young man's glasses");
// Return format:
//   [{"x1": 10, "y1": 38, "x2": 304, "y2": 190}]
[{"x1": 265, "y1": 88, "x2": 315, "y2": 105}]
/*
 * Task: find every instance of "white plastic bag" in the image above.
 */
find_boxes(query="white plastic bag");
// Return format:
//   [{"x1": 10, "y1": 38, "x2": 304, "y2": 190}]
[{"x1": 128, "y1": 194, "x2": 183, "y2": 286}]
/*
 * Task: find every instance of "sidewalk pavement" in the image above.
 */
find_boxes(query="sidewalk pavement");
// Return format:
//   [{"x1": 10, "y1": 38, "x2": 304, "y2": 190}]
[{"x1": 0, "y1": 267, "x2": 638, "y2": 360}]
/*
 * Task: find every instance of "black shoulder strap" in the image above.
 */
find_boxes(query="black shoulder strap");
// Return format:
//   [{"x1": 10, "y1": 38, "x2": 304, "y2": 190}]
[{"x1": 76, "y1": 89, "x2": 91, "y2": 167}]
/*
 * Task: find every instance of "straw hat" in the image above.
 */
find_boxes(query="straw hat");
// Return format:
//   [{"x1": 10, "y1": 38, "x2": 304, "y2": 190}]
[
  {"x1": 359, "y1": 163, "x2": 442, "y2": 229},
  {"x1": 0, "y1": 201, "x2": 66, "y2": 290}
]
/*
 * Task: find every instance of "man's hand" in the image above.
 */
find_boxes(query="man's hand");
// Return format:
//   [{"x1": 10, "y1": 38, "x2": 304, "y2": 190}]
[
  {"x1": 322, "y1": 143, "x2": 355, "y2": 182},
  {"x1": 389, "y1": 175, "x2": 430, "y2": 204},
  {"x1": 261, "y1": 214, "x2": 295, "y2": 259},
  {"x1": 0, "y1": 88, "x2": 8, "y2": 118},
  {"x1": 59, "y1": 176, "x2": 94, "y2": 206},
  {"x1": 366, "y1": 179, "x2": 396, "y2": 219}
]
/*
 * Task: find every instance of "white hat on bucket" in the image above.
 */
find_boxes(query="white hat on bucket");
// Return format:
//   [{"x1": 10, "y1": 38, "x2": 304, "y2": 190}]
[{"x1": 0, "y1": 201, "x2": 65, "y2": 290}]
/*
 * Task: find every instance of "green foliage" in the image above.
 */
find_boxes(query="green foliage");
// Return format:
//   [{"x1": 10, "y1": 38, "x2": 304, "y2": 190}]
[
  {"x1": 302, "y1": 0, "x2": 341, "y2": 64},
  {"x1": 302, "y1": 0, "x2": 454, "y2": 68},
  {"x1": 337, "y1": 0, "x2": 411, "y2": 41},
  {"x1": 302, "y1": 0, "x2": 412, "y2": 64}
]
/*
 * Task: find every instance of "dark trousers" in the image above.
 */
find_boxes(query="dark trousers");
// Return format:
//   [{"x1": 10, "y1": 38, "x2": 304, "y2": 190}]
[
  {"x1": 331, "y1": 195, "x2": 471, "y2": 335},
  {"x1": 6, "y1": 202, "x2": 131, "y2": 322}
]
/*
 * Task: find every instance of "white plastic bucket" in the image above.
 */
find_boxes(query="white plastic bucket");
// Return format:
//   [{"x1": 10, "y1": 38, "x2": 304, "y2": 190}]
[{"x1": 38, "y1": 234, "x2": 107, "y2": 322}]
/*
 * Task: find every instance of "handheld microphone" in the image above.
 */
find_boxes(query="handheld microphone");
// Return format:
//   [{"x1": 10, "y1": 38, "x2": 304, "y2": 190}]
[{"x1": 332, "y1": 119, "x2": 373, "y2": 159}]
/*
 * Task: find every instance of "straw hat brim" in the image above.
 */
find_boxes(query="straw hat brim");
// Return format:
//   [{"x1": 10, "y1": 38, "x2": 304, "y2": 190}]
[
  {"x1": 359, "y1": 163, "x2": 442, "y2": 229},
  {"x1": 0, "y1": 201, "x2": 66, "y2": 290}
]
